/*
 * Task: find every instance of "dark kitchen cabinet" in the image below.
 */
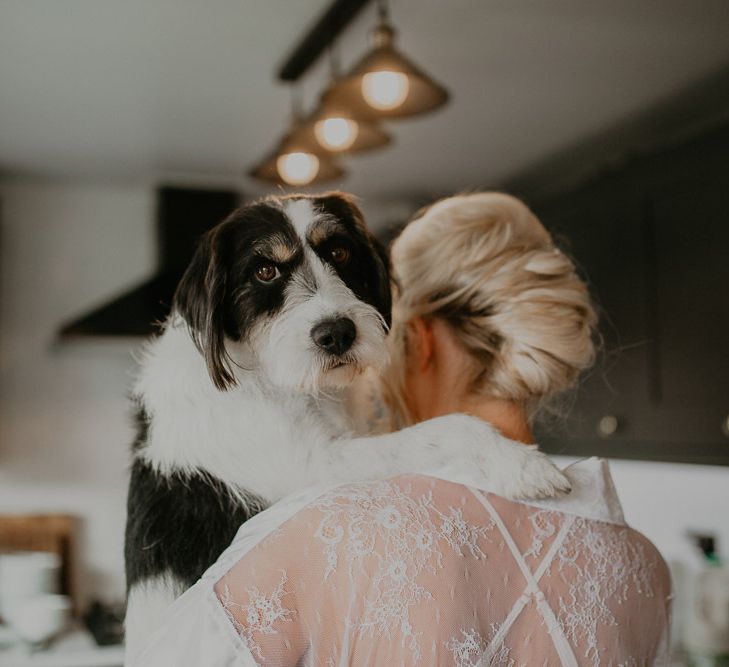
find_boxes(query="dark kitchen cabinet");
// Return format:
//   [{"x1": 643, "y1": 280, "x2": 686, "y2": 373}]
[{"x1": 533, "y1": 124, "x2": 729, "y2": 465}]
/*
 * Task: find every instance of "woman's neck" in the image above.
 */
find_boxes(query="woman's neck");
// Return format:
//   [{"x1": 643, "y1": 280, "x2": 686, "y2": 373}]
[{"x1": 459, "y1": 396, "x2": 534, "y2": 444}]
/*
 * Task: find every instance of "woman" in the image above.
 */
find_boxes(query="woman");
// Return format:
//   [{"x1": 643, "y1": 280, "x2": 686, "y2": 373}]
[{"x1": 133, "y1": 193, "x2": 671, "y2": 666}]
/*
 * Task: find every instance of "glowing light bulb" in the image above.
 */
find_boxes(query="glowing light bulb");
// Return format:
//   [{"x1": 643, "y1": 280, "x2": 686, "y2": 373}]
[
  {"x1": 314, "y1": 117, "x2": 359, "y2": 151},
  {"x1": 276, "y1": 152, "x2": 319, "y2": 185},
  {"x1": 361, "y1": 71, "x2": 409, "y2": 110}
]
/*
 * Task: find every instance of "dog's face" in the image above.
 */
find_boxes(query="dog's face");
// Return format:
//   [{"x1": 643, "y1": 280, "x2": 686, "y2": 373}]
[{"x1": 173, "y1": 192, "x2": 391, "y2": 392}]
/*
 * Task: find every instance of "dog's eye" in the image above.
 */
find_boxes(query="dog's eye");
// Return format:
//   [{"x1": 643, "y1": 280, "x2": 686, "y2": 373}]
[
  {"x1": 330, "y1": 246, "x2": 350, "y2": 265},
  {"x1": 255, "y1": 264, "x2": 280, "y2": 283}
]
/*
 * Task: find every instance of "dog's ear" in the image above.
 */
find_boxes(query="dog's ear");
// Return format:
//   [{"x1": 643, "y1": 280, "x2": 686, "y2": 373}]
[
  {"x1": 368, "y1": 233, "x2": 393, "y2": 330},
  {"x1": 340, "y1": 194, "x2": 393, "y2": 330},
  {"x1": 173, "y1": 224, "x2": 237, "y2": 391}
]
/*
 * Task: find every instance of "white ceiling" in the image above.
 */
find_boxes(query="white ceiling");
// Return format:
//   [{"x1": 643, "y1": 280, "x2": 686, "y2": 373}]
[{"x1": 1, "y1": 0, "x2": 729, "y2": 200}]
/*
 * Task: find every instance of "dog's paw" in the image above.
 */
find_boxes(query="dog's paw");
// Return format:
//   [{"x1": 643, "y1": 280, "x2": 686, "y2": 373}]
[
  {"x1": 491, "y1": 446, "x2": 571, "y2": 500},
  {"x1": 435, "y1": 414, "x2": 571, "y2": 500},
  {"x1": 409, "y1": 413, "x2": 570, "y2": 500}
]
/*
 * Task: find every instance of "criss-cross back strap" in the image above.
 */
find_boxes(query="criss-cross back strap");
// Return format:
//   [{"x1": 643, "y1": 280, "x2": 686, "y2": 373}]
[{"x1": 469, "y1": 488, "x2": 579, "y2": 667}]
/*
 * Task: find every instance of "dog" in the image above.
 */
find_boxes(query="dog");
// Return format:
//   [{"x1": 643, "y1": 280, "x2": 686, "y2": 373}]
[{"x1": 124, "y1": 192, "x2": 569, "y2": 658}]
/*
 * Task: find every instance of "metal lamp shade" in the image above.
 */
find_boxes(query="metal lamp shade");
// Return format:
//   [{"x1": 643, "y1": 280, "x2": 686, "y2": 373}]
[
  {"x1": 327, "y1": 38, "x2": 449, "y2": 120},
  {"x1": 249, "y1": 127, "x2": 347, "y2": 185},
  {"x1": 296, "y1": 87, "x2": 392, "y2": 154}
]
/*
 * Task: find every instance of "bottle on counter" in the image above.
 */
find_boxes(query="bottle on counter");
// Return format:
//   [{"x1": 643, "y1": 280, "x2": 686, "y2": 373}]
[{"x1": 685, "y1": 535, "x2": 729, "y2": 667}]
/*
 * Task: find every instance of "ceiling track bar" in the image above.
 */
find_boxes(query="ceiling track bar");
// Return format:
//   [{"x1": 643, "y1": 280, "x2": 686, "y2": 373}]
[{"x1": 277, "y1": 0, "x2": 373, "y2": 82}]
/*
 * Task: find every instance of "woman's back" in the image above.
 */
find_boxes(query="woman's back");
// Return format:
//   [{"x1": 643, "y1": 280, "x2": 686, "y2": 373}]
[{"x1": 215, "y1": 466, "x2": 670, "y2": 666}]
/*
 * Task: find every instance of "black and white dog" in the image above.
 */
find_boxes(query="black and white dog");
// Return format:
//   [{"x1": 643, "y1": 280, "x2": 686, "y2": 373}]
[{"x1": 124, "y1": 192, "x2": 569, "y2": 656}]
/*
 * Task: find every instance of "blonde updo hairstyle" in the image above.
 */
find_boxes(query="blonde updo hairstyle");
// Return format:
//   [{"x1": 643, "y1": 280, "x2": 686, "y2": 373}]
[{"x1": 383, "y1": 192, "x2": 597, "y2": 424}]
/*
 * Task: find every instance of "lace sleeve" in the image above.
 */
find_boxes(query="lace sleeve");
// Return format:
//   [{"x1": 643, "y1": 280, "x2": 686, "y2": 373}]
[{"x1": 213, "y1": 511, "x2": 316, "y2": 665}]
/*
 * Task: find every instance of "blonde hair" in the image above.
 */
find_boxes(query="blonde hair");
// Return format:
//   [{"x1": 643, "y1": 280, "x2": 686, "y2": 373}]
[{"x1": 383, "y1": 192, "x2": 597, "y2": 423}]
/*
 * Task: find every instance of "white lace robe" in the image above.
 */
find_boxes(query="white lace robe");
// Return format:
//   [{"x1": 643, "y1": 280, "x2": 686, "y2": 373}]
[{"x1": 132, "y1": 458, "x2": 671, "y2": 666}]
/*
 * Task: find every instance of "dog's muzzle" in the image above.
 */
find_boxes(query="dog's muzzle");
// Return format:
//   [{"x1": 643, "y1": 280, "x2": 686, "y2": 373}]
[{"x1": 311, "y1": 317, "x2": 357, "y2": 356}]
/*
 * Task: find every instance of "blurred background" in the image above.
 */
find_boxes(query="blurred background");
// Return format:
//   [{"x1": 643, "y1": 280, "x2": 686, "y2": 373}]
[{"x1": 0, "y1": 1, "x2": 728, "y2": 664}]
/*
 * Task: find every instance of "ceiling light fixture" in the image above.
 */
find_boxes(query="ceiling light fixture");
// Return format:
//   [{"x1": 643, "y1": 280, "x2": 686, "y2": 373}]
[
  {"x1": 276, "y1": 151, "x2": 320, "y2": 185},
  {"x1": 316, "y1": 117, "x2": 359, "y2": 151},
  {"x1": 250, "y1": 90, "x2": 346, "y2": 186},
  {"x1": 310, "y1": 87, "x2": 392, "y2": 154},
  {"x1": 327, "y1": 0, "x2": 449, "y2": 119},
  {"x1": 250, "y1": 133, "x2": 346, "y2": 186},
  {"x1": 251, "y1": 0, "x2": 451, "y2": 187},
  {"x1": 289, "y1": 49, "x2": 392, "y2": 155}
]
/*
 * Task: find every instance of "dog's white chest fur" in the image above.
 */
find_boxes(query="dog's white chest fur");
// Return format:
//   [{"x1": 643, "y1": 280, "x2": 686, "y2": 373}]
[{"x1": 135, "y1": 324, "x2": 353, "y2": 502}]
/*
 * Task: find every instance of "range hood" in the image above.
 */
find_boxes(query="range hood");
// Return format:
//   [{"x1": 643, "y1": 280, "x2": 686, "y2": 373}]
[{"x1": 59, "y1": 186, "x2": 240, "y2": 339}]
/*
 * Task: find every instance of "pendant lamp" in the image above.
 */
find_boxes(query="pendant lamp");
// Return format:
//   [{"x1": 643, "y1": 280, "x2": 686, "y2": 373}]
[
  {"x1": 309, "y1": 84, "x2": 392, "y2": 152},
  {"x1": 326, "y1": 0, "x2": 449, "y2": 119},
  {"x1": 290, "y1": 60, "x2": 392, "y2": 154},
  {"x1": 250, "y1": 94, "x2": 347, "y2": 186}
]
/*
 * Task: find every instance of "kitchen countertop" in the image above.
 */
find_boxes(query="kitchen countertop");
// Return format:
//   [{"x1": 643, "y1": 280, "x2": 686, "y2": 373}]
[{"x1": 0, "y1": 626, "x2": 123, "y2": 667}]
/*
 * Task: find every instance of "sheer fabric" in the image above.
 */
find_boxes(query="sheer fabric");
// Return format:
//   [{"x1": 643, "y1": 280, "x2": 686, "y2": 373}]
[{"x1": 132, "y1": 459, "x2": 671, "y2": 667}]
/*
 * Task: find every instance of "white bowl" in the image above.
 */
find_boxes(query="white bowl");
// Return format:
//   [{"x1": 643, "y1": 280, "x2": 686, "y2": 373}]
[
  {"x1": 0, "y1": 551, "x2": 60, "y2": 622},
  {"x1": 10, "y1": 594, "x2": 71, "y2": 644}
]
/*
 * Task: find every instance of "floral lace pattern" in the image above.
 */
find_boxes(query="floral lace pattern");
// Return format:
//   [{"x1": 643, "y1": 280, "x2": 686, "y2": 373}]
[
  {"x1": 218, "y1": 570, "x2": 293, "y2": 662},
  {"x1": 554, "y1": 518, "x2": 656, "y2": 666},
  {"x1": 446, "y1": 626, "x2": 515, "y2": 667},
  {"x1": 212, "y1": 474, "x2": 670, "y2": 666},
  {"x1": 523, "y1": 509, "x2": 558, "y2": 559},
  {"x1": 313, "y1": 479, "x2": 494, "y2": 662}
]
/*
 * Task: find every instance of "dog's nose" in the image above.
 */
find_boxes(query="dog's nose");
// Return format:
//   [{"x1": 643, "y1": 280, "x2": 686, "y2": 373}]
[{"x1": 311, "y1": 317, "x2": 357, "y2": 355}]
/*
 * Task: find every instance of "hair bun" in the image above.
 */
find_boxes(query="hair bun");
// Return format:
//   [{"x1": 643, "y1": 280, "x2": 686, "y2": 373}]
[{"x1": 389, "y1": 192, "x2": 597, "y2": 415}]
